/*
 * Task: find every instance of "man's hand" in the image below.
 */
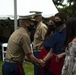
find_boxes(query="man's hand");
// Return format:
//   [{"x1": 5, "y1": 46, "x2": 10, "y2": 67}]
[
  {"x1": 56, "y1": 54, "x2": 61, "y2": 62},
  {"x1": 56, "y1": 52, "x2": 66, "y2": 62},
  {"x1": 37, "y1": 59, "x2": 46, "y2": 68}
]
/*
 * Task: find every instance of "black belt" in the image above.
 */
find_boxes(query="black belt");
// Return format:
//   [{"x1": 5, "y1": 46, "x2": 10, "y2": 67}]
[{"x1": 6, "y1": 59, "x2": 23, "y2": 64}]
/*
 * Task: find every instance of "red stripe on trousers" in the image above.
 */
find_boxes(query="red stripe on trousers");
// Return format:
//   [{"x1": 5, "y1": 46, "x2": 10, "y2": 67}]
[{"x1": 18, "y1": 64, "x2": 22, "y2": 75}]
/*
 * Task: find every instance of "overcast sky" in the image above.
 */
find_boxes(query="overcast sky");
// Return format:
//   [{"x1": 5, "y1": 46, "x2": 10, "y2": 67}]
[{"x1": 0, "y1": 0, "x2": 59, "y2": 17}]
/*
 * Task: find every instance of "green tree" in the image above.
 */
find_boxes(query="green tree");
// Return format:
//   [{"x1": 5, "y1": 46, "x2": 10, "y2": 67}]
[
  {"x1": 52, "y1": 0, "x2": 76, "y2": 17},
  {"x1": 53, "y1": 0, "x2": 65, "y2": 8}
]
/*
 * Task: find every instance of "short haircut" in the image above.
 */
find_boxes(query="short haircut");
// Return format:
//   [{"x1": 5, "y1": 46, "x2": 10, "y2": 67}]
[{"x1": 55, "y1": 12, "x2": 67, "y2": 21}]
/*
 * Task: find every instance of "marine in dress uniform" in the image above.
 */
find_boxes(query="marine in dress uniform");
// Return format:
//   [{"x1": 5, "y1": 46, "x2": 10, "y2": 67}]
[
  {"x1": 30, "y1": 11, "x2": 48, "y2": 75},
  {"x1": 2, "y1": 14, "x2": 42, "y2": 75}
]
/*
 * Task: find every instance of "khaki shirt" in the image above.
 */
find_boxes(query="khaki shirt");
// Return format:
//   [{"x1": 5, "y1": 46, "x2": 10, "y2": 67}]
[
  {"x1": 6, "y1": 27, "x2": 32, "y2": 62},
  {"x1": 33, "y1": 22, "x2": 47, "y2": 51}
]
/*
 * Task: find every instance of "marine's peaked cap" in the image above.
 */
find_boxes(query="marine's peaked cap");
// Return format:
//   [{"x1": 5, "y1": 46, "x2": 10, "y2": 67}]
[
  {"x1": 30, "y1": 11, "x2": 42, "y2": 16},
  {"x1": 19, "y1": 14, "x2": 35, "y2": 20}
]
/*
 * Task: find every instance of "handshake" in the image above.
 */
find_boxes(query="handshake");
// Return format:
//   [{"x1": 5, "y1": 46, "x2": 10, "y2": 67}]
[
  {"x1": 36, "y1": 59, "x2": 46, "y2": 68},
  {"x1": 24, "y1": 55, "x2": 46, "y2": 68}
]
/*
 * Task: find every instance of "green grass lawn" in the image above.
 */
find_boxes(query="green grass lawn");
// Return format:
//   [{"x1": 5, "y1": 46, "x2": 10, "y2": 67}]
[{"x1": 0, "y1": 60, "x2": 34, "y2": 75}]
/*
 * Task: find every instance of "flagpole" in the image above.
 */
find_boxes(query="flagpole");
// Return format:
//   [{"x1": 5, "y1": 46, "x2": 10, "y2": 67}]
[{"x1": 14, "y1": 0, "x2": 17, "y2": 30}]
